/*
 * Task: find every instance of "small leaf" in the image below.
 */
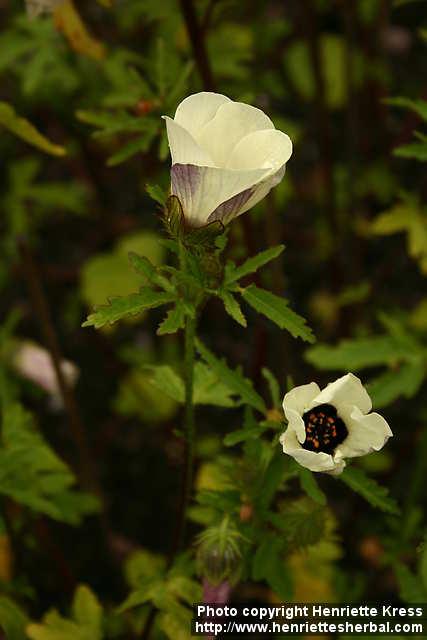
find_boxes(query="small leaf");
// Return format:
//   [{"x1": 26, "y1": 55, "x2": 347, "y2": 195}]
[
  {"x1": 185, "y1": 220, "x2": 225, "y2": 250},
  {"x1": 0, "y1": 102, "x2": 65, "y2": 156},
  {"x1": 340, "y1": 467, "x2": 400, "y2": 515},
  {"x1": 394, "y1": 563, "x2": 427, "y2": 603},
  {"x1": 72, "y1": 586, "x2": 102, "y2": 637},
  {"x1": 147, "y1": 362, "x2": 236, "y2": 408},
  {"x1": 157, "y1": 302, "x2": 187, "y2": 335},
  {"x1": 270, "y1": 498, "x2": 326, "y2": 549},
  {"x1": 27, "y1": 584, "x2": 103, "y2": 640},
  {"x1": 107, "y1": 137, "x2": 151, "y2": 166},
  {"x1": 82, "y1": 288, "x2": 176, "y2": 329},
  {"x1": 219, "y1": 290, "x2": 247, "y2": 327},
  {"x1": 297, "y1": 467, "x2": 327, "y2": 505},
  {"x1": 146, "y1": 183, "x2": 167, "y2": 206},
  {"x1": 368, "y1": 361, "x2": 425, "y2": 408},
  {"x1": 0, "y1": 404, "x2": 99, "y2": 525},
  {"x1": 193, "y1": 362, "x2": 237, "y2": 407},
  {"x1": 394, "y1": 142, "x2": 427, "y2": 161},
  {"x1": 387, "y1": 96, "x2": 427, "y2": 121},
  {"x1": 259, "y1": 453, "x2": 288, "y2": 509},
  {"x1": 224, "y1": 422, "x2": 269, "y2": 446},
  {"x1": 53, "y1": 0, "x2": 105, "y2": 61},
  {"x1": 196, "y1": 339, "x2": 266, "y2": 413},
  {"x1": 125, "y1": 549, "x2": 166, "y2": 589},
  {"x1": 370, "y1": 201, "x2": 427, "y2": 274},
  {"x1": 225, "y1": 245, "x2": 284, "y2": 284},
  {"x1": 305, "y1": 335, "x2": 409, "y2": 370},
  {"x1": 158, "y1": 608, "x2": 192, "y2": 640},
  {"x1": 167, "y1": 575, "x2": 202, "y2": 605},
  {"x1": 127, "y1": 252, "x2": 157, "y2": 281},
  {"x1": 128, "y1": 252, "x2": 173, "y2": 292},
  {"x1": 0, "y1": 596, "x2": 28, "y2": 640},
  {"x1": 252, "y1": 535, "x2": 292, "y2": 598},
  {"x1": 261, "y1": 368, "x2": 281, "y2": 408},
  {"x1": 117, "y1": 584, "x2": 154, "y2": 613},
  {"x1": 164, "y1": 195, "x2": 184, "y2": 237},
  {"x1": 241, "y1": 285, "x2": 315, "y2": 343},
  {"x1": 147, "y1": 366, "x2": 185, "y2": 403}
]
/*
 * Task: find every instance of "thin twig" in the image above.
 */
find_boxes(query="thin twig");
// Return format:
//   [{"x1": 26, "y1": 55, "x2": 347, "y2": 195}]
[
  {"x1": 178, "y1": 0, "x2": 215, "y2": 90},
  {"x1": 18, "y1": 238, "x2": 96, "y2": 492},
  {"x1": 301, "y1": 0, "x2": 337, "y2": 241}
]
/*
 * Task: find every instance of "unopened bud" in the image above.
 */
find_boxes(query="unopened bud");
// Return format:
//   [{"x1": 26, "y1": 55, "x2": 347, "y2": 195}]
[
  {"x1": 202, "y1": 579, "x2": 231, "y2": 605},
  {"x1": 196, "y1": 517, "x2": 243, "y2": 586}
]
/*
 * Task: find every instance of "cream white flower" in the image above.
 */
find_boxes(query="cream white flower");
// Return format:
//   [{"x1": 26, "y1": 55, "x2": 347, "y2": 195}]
[
  {"x1": 163, "y1": 92, "x2": 292, "y2": 227},
  {"x1": 13, "y1": 341, "x2": 79, "y2": 398},
  {"x1": 279, "y1": 373, "x2": 392, "y2": 475}
]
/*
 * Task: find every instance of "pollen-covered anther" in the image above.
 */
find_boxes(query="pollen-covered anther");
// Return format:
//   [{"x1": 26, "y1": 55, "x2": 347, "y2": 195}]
[{"x1": 301, "y1": 403, "x2": 348, "y2": 455}]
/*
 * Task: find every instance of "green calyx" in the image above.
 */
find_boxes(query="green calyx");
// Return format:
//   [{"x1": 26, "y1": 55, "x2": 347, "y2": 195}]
[{"x1": 195, "y1": 517, "x2": 245, "y2": 586}]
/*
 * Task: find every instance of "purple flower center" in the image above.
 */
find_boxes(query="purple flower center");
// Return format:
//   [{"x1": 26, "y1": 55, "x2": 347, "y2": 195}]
[{"x1": 302, "y1": 403, "x2": 348, "y2": 454}]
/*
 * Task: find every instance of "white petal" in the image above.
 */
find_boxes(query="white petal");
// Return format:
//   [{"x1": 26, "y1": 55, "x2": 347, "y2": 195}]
[
  {"x1": 285, "y1": 407, "x2": 307, "y2": 443},
  {"x1": 280, "y1": 428, "x2": 339, "y2": 473},
  {"x1": 206, "y1": 188, "x2": 257, "y2": 225},
  {"x1": 214, "y1": 130, "x2": 293, "y2": 222},
  {"x1": 334, "y1": 405, "x2": 393, "y2": 459},
  {"x1": 226, "y1": 129, "x2": 293, "y2": 171},
  {"x1": 206, "y1": 165, "x2": 288, "y2": 225},
  {"x1": 174, "y1": 92, "x2": 231, "y2": 140},
  {"x1": 327, "y1": 459, "x2": 347, "y2": 476},
  {"x1": 196, "y1": 101, "x2": 275, "y2": 168},
  {"x1": 171, "y1": 164, "x2": 269, "y2": 227},
  {"x1": 231, "y1": 166, "x2": 285, "y2": 220},
  {"x1": 282, "y1": 382, "x2": 320, "y2": 420},
  {"x1": 312, "y1": 373, "x2": 372, "y2": 415},
  {"x1": 163, "y1": 116, "x2": 215, "y2": 166}
]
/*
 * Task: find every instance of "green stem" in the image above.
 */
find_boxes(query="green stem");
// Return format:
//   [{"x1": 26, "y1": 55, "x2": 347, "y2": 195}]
[
  {"x1": 142, "y1": 250, "x2": 198, "y2": 639},
  {"x1": 172, "y1": 243, "x2": 198, "y2": 554},
  {"x1": 181, "y1": 313, "x2": 197, "y2": 535}
]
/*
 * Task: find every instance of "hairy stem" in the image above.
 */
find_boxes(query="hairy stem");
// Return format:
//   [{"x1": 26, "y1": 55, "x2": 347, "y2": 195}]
[
  {"x1": 173, "y1": 240, "x2": 197, "y2": 553},
  {"x1": 141, "y1": 250, "x2": 198, "y2": 640},
  {"x1": 179, "y1": 313, "x2": 197, "y2": 545}
]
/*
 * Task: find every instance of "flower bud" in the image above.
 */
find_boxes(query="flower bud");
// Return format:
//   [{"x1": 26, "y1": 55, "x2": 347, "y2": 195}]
[
  {"x1": 202, "y1": 579, "x2": 231, "y2": 605},
  {"x1": 196, "y1": 518, "x2": 243, "y2": 587}
]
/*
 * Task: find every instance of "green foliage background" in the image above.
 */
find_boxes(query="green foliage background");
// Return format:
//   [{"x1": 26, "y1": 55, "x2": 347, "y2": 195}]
[{"x1": 1, "y1": 0, "x2": 427, "y2": 638}]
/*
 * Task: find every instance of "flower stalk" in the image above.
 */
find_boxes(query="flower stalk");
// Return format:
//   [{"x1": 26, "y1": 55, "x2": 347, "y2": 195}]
[
  {"x1": 173, "y1": 241, "x2": 198, "y2": 553},
  {"x1": 180, "y1": 312, "x2": 197, "y2": 546}
]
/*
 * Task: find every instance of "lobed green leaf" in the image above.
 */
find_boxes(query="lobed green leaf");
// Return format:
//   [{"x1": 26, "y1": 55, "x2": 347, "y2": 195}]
[
  {"x1": 225, "y1": 245, "x2": 284, "y2": 284},
  {"x1": 241, "y1": 285, "x2": 315, "y2": 343},
  {"x1": 340, "y1": 467, "x2": 400, "y2": 515},
  {"x1": 157, "y1": 302, "x2": 187, "y2": 335},
  {"x1": 196, "y1": 339, "x2": 266, "y2": 413},
  {"x1": 219, "y1": 290, "x2": 247, "y2": 327},
  {"x1": 297, "y1": 467, "x2": 327, "y2": 505},
  {"x1": 82, "y1": 288, "x2": 176, "y2": 329},
  {"x1": 0, "y1": 101, "x2": 66, "y2": 156}
]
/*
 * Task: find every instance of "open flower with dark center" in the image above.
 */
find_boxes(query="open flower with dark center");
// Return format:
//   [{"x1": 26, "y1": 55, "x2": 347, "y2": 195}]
[
  {"x1": 279, "y1": 373, "x2": 393, "y2": 474},
  {"x1": 163, "y1": 92, "x2": 292, "y2": 227}
]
